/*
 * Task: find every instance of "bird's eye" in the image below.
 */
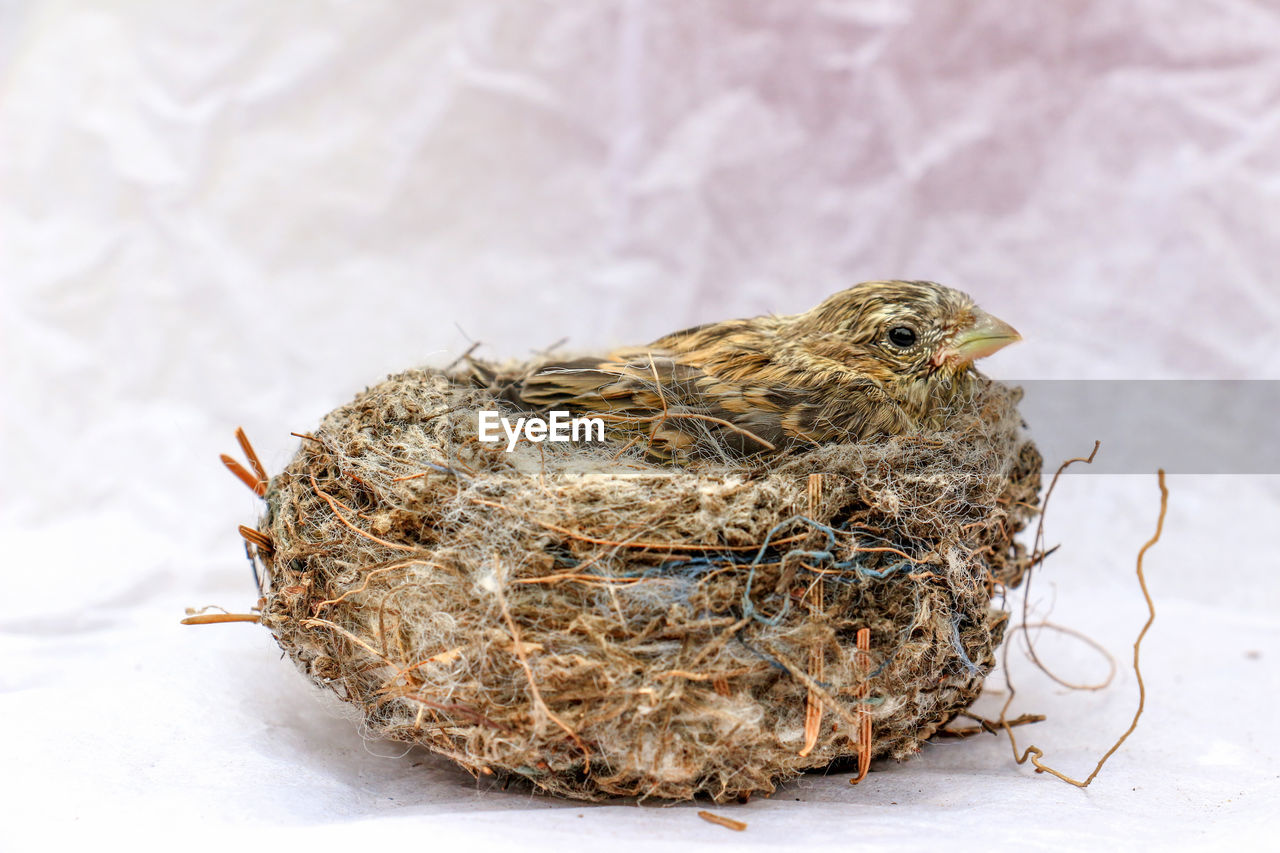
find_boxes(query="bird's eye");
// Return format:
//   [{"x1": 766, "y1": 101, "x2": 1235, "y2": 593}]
[{"x1": 887, "y1": 326, "x2": 917, "y2": 348}]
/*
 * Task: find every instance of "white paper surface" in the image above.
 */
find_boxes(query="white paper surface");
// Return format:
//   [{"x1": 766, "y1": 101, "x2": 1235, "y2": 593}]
[{"x1": 2, "y1": 2, "x2": 1278, "y2": 849}]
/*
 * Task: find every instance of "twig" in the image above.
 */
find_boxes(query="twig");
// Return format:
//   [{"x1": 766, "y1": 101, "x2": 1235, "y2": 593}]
[
  {"x1": 311, "y1": 475, "x2": 420, "y2": 553},
  {"x1": 851, "y1": 627, "x2": 872, "y2": 784},
  {"x1": 220, "y1": 427, "x2": 269, "y2": 497},
  {"x1": 698, "y1": 811, "x2": 747, "y2": 832},
  {"x1": 1021, "y1": 441, "x2": 1099, "y2": 687},
  {"x1": 238, "y1": 525, "x2": 272, "y2": 551},
  {"x1": 220, "y1": 455, "x2": 266, "y2": 497},
  {"x1": 372, "y1": 689, "x2": 508, "y2": 731},
  {"x1": 180, "y1": 612, "x2": 261, "y2": 625},
  {"x1": 314, "y1": 560, "x2": 440, "y2": 610},
  {"x1": 236, "y1": 426, "x2": 269, "y2": 486},
  {"x1": 510, "y1": 573, "x2": 645, "y2": 586},
  {"x1": 303, "y1": 616, "x2": 397, "y2": 665},
  {"x1": 800, "y1": 474, "x2": 825, "y2": 758},
  {"x1": 998, "y1": 469, "x2": 1168, "y2": 787},
  {"x1": 938, "y1": 711, "x2": 1045, "y2": 738},
  {"x1": 444, "y1": 341, "x2": 482, "y2": 373},
  {"x1": 1006, "y1": 620, "x2": 1118, "y2": 692}
]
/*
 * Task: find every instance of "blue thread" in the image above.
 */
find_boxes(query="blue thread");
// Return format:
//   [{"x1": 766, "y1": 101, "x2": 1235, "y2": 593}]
[
  {"x1": 424, "y1": 460, "x2": 468, "y2": 478},
  {"x1": 569, "y1": 514, "x2": 922, "y2": 628},
  {"x1": 733, "y1": 635, "x2": 789, "y2": 673}
]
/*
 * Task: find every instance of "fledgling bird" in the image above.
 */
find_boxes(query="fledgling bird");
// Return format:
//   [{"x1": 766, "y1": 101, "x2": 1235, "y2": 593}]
[{"x1": 468, "y1": 280, "x2": 1021, "y2": 460}]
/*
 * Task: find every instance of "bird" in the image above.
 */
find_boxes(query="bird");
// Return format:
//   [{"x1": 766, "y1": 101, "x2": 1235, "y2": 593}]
[{"x1": 463, "y1": 280, "x2": 1021, "y2": 461}]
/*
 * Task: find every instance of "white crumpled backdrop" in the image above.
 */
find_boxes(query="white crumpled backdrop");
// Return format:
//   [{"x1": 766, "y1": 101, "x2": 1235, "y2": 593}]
[{"x1": 2, "y1": 2, "x2": 1278, "y2": 849}]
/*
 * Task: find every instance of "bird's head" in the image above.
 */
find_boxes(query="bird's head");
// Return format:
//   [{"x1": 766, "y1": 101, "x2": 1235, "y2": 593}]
[{"x1": 799, "y1": 280, "x2": 1021, "y2": 381}]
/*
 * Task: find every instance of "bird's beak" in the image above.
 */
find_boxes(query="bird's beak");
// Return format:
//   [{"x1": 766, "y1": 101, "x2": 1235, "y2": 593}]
[{"x1": 933, "y1": 309, "x2": 1022, "y2": 366}]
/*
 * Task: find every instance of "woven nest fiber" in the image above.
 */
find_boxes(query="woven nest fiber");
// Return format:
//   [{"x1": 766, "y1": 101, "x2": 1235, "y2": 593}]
[{"x1": 251, "y1": 366, "x2": 1042, "y2": 802}]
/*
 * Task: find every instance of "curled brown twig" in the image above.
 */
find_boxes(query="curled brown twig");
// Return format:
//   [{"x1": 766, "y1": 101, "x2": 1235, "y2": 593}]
[{"x1": 998, "y1": 468, "x2": 1168, "y2": 787}]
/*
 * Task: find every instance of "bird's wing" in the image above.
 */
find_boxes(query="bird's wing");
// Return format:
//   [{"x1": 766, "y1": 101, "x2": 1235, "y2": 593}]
[
  {"x1": 517, "y1": 348, "x2": 915, "y2": 451},
  {"x1": 517, "y1": 349, "x2": 699, "y2": 410},
  {"x1": 515, "y1": 348, "x2": 787, "y2": 456},
  {"x1": 777, "y1": 379, "x2": 916, "y2": 442}
]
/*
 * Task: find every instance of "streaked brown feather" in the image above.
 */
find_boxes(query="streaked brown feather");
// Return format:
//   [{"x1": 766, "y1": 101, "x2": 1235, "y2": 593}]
[{"x1": 463, "y1": 280, "x2": 1013, "y2": 461}]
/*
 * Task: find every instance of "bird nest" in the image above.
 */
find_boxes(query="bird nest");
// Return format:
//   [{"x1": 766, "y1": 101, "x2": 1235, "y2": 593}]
[{"x1": 251, "y1": 366, "x2": 1042, "y2": 802}]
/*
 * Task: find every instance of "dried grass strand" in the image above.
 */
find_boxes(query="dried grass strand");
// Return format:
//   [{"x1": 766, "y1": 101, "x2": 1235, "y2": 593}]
[{"x1": 698, "y1": 811, "x2": 748, "y2": 832}]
